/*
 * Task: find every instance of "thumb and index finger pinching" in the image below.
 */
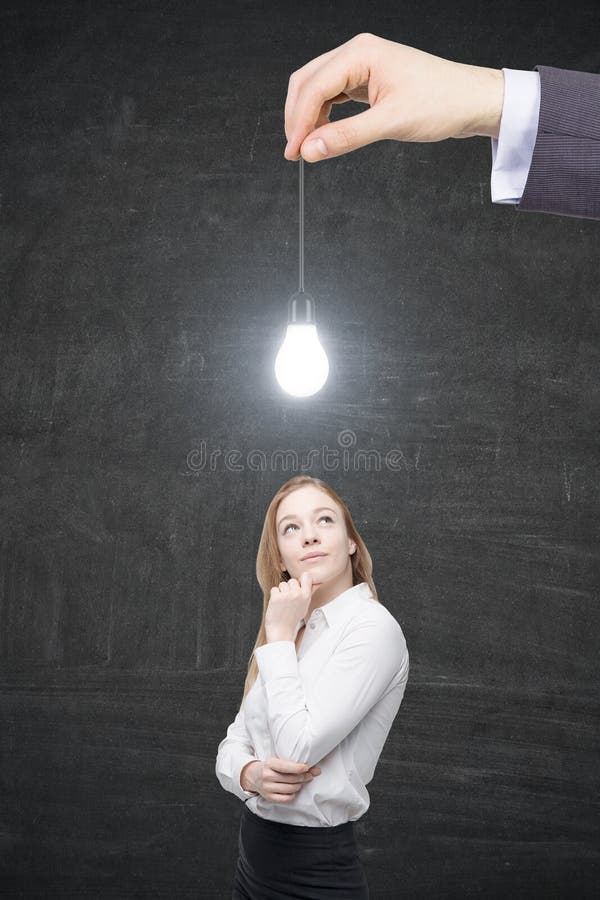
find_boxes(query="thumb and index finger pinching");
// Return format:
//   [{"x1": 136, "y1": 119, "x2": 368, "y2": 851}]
[{"x1": 284, "y1": 45, "x2": 381, "y2": 163}]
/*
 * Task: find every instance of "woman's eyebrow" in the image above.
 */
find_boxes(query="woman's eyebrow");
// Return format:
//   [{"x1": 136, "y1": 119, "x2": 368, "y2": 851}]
[{"x1": 277, "y1": 506, "x2": 337, "y2": 528}]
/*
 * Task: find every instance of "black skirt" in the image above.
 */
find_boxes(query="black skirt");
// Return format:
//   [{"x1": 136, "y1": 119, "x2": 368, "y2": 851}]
[{"x1": 232, "y1": 804, "x2": 370, "y2": 899}]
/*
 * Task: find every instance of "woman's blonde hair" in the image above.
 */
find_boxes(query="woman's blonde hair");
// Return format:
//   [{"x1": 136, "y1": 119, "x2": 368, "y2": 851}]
[{"x1": 241, "y1": 475, "x2": 378, "y2": 703}]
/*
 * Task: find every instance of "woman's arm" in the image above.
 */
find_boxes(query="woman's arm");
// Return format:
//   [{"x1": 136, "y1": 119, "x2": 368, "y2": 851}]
[
  {"x1": 253, "y1": 613, "x2": 409, "y2": 769},
  {"x1": 215, "y1": 703, "x2": 261, "y2": 801},
  {"x1": 216, "y1": 695, "x2": 324, "y2": 802},
  {"x1": 240, "y1": 760, "x2": 261, "y2": 794}
]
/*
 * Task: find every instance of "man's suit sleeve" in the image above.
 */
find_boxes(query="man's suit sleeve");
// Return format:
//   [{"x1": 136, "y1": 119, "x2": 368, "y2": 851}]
[{"x1": 517, "y1": 65, "x2": 600, "y2": 220}]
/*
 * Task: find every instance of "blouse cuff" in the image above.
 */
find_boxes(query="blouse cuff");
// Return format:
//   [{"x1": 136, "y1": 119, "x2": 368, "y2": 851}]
[
  {"x1": 231, "y1": 749, "x2": 261, "y2": 801},
  {"x1": 254, "y1": 640, "x2": 299, "y2": 682}
]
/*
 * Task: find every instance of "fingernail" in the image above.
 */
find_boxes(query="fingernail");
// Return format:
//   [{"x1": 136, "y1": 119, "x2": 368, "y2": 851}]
[
  {"x1": 303, "y1": 138, "x2": 328, "y2": 158},
  {"x1": 284, "y1": 143, "x2": 301, "y2": 161}
]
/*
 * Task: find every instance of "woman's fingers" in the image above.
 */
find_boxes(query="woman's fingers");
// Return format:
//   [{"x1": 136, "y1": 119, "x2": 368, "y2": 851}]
[
  {"x1": 263, "y1": 757, "x2": 321, "y2": 802},
  {"x1": 300, "y1": 570, "x2": 313, "y2": 598}
]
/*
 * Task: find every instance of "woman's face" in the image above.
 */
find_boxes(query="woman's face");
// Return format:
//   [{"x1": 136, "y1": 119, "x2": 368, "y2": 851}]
[{"x1": 275, "y1": 485, "x2": 356, "y2": 586}]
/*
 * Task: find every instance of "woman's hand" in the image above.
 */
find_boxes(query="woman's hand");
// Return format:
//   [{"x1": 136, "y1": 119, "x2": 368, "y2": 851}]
[
  {"x1": 283, "y1": 32, "x2": 504, "y2": 162},
  {"x1": 265, "y1": 571, "x2": 315, "y2": 642},
  {"x1": 242, "y1": 758, "x2": 322, "y2": 802}
]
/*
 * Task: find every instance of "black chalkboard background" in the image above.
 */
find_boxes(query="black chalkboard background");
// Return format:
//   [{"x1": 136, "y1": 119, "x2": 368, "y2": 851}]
[{"x1": 1, "y1": 1, "x2": 599, "y2": 897}]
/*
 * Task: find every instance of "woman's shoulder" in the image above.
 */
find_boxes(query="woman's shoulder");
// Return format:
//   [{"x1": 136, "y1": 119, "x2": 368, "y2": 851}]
[
  {"x1": 348, "y1": 591, "x2": 406, "y2": 640},
  {"x1": 337, "y1": 599, "x2": 408, "y2": 675}
]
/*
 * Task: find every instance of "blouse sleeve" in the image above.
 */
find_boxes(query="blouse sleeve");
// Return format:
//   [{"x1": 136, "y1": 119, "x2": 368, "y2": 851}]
[
  {"x1": 253, "y1": 616, "x2": 409, "y2": 770},
  {"x1": 215, "y1": 700, "x2": 260, "y2": 802}
]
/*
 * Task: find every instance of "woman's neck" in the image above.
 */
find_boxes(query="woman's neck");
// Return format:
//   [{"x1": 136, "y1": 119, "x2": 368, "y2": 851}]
[{"x1": 304, "y1": 572, "x2": 354, "y2": 620}]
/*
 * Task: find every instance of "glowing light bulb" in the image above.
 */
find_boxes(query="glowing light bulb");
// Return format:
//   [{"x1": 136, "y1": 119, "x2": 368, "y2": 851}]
[
  {"x1": 275, "y1": 319, "x2": 329, "y2": 397},
  {"x1": 275, "y1": 161, "x2": 329, "y2": 397},
  {"x1": 274, "y1": 290, "x2": 329, "y2": 397}
]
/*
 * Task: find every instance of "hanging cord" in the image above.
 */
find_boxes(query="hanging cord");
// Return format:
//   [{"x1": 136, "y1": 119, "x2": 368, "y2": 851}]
[{"x1": 299, "y1": 157, "x2": 304, "y2": 293}]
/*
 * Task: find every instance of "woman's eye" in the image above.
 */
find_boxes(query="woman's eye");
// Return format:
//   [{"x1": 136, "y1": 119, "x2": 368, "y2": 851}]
[{"x1": 283, "y1": 516, "x2": 333, "y2": 534}]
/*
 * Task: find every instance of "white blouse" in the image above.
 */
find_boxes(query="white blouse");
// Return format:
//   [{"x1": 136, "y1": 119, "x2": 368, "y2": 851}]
[{"x1": 215, "y1": 581, "x2": 409, "y2": 827}]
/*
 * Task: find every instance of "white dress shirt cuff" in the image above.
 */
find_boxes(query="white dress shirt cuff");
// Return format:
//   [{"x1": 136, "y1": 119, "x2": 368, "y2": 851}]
[
  {"x1": 231, "y1": 749, "x2": 261, "y2": 801},
  {"x1": 490, "y1": 69, "x2": 541, "y2": 204},
  {"x1": 254, "y1": 640, "x2": 298, "y2": 682}
]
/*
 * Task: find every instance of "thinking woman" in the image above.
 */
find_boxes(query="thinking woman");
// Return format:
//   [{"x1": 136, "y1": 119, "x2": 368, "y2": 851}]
[{"x1": 216, "y1": 475, "x2": 410, "y2": 899}]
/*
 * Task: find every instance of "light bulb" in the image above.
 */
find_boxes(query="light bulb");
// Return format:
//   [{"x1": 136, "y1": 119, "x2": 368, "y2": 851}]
[
  {"x1": 274, "y1": 162, "x2": 330, "y2": 397},
  {"x1": 275, "y1": 322, "x2": 329, "y2": 397}
]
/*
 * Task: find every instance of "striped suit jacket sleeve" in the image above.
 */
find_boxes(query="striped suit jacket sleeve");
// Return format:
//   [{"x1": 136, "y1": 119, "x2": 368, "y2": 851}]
[{"x1": 517, "y1": 65, "x2": 600, "y2": 220}]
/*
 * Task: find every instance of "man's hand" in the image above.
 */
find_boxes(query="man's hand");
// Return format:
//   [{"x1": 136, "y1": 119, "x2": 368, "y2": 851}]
[
  {"x1": 284, "y1": 32, "x2": 504, "y2": 162},
  {"x1": 241, "y1": 757, "x2": 322, "y2": 802}
]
